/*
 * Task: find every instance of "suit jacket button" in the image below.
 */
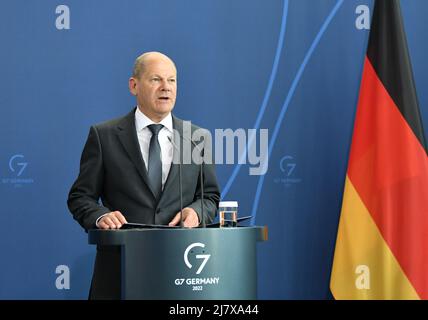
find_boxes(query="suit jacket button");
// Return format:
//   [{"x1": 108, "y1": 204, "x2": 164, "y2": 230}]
[{"x1": 156, "y1": 208, "x2": 161, "y2": 214}]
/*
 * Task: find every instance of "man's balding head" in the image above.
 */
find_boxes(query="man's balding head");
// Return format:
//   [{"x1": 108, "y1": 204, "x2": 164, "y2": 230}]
[{"x1": 132, "y1": 52, "x2": 177, "y2": 79}]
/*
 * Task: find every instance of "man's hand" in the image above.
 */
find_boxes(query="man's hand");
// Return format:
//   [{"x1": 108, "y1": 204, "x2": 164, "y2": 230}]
[
  {"x1": 97, "y1": 211, "x2": 128, "y2": 229},
  {"x1": 169, "y1": 208, "x2": 199, "y2": 228}
]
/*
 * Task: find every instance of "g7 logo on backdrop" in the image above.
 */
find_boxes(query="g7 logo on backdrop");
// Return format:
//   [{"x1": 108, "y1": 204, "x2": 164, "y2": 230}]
[
  {"x1": 280, "y1": 155, "x2": 296, "y2": 177},
  {"x1": 274, "y1": 155, "x2": 302, "y2": 187},
  {"x1": 184, "y1": 243, "x2": 211, "y2": 275},
  {"x1": 9, "y1": 154, "x2": 28, "y2": 177}
]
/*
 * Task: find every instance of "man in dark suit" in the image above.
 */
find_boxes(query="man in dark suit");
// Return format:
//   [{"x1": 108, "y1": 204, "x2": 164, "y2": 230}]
[{"x1": 67, "y1": 52, "x2": 221, "y2": 299}]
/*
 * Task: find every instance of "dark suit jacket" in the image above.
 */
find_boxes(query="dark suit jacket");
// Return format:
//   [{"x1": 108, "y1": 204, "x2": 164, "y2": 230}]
[{"x1": 67, "y1": 108, "x2": 220, "y2": 299}]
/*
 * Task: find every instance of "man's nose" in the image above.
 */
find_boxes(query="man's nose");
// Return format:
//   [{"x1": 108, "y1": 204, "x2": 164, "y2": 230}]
[{"x1": 160, "y1": 79, "x2": 173, "y2": 91}]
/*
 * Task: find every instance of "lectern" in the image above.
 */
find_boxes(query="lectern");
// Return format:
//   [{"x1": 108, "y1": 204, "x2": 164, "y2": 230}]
[{"x1": 88, "y1": 227, "x2": 267, "y2": 299}]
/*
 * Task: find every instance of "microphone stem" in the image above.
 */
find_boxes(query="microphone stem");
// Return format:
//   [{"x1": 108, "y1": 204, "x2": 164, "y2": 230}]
[
  {"x1": 168, "y1": 136, "x2": 184, "y2": 228},
  {"x1": 170, "y1": 134, "x2": 205, "y2": 228},
  {"x1": 200, "y1": 161, "x2": 205, "y2": 228},
  {"x1": 179, "y1": 159, "x2": 183, "y2": 228},
  {"x1": 189, "y1": 139, "x2": 205, "y2": 228}
]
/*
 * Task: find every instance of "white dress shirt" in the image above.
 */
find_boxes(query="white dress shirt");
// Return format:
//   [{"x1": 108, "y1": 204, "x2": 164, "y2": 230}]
[{"x1": 134, "y1": 107, "x2": 173, "y2": 189}]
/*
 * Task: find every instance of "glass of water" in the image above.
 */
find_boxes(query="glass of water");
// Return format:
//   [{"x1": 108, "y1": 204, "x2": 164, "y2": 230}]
[{"x1": 219, "y1": 201, "x2": 238, "y2": 228}]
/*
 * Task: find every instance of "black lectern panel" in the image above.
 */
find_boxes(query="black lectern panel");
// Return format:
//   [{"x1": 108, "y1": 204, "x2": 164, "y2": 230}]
[{"x1": 89, "y1": 227, "x2": 267, "y2": 299}]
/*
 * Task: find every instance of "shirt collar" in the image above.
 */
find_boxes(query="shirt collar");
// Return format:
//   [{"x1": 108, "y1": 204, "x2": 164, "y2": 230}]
[{"x1": 135, "y1": 107, "x2": 173, "y2": 133}]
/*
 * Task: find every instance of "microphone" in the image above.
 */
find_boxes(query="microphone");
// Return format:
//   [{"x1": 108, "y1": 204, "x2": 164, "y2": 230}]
[
  {"x1": 170, "y1": 132, "x2": 207, "y2": 228},
  {"x1": 180, "y1": 134, "x2": 206, "y2": 228},
  {"x1": 167, "y1": 136, "x2": 184, "y2": 228}
]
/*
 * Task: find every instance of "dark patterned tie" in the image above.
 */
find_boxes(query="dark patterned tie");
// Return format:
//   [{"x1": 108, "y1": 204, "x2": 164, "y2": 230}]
[{"x1": 147, "y1": 124, "x2": 163, "y2": 201}]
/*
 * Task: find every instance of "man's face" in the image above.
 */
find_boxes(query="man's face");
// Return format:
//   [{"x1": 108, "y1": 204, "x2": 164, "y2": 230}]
[{"x1": 129, "y1": 57, "x2": 177, "y2": 122}]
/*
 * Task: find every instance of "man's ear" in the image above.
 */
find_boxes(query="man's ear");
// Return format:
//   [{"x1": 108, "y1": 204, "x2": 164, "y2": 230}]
[{"x1": 129, "y1": 77, "x2": 137, "y2": 96}]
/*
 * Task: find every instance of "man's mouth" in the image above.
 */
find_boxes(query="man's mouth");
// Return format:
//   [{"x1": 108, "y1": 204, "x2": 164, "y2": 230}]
[{"x1": 158, "y1": 97, "x2": 170, "y2": 100}]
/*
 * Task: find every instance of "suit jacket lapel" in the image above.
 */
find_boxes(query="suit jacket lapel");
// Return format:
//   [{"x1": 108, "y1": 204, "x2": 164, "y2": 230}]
[{"x1": 116, "y1": 109, "x2": 156, "y2": 199}]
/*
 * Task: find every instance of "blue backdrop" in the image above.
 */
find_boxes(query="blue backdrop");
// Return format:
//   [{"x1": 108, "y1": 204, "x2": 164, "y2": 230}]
[{"x1": 1, "y1": 0, "x2": 427, "y2": 299}]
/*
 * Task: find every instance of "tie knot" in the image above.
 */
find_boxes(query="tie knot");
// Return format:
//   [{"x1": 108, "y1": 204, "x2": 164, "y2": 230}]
[{"x1": 148, "y1": 124, "x2": 163, "y2": 135}]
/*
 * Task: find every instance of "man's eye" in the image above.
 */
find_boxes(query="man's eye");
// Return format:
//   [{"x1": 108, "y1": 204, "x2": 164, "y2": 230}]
[
  {"x1": 169, "y1": 79, "x2": 176, "y2": 83},
  {"x1": 151, "y1": 78, "x2": 160, "y2": 82}
]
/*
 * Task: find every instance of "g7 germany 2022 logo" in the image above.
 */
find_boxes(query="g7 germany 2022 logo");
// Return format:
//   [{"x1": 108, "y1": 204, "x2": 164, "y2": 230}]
[
  {"x1": 9, "y1": 154, "x2": 28, "y2": 177},
  {"x1": 184, "y1": 243, "x2": 210, "y2": 275},
  {"x1": 2, "y1": 154, "x2": 33, "y2": 187}
]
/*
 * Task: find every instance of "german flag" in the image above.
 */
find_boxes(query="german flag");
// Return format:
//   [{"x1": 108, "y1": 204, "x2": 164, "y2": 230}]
[{"x1": 330, "y1": 0, "x2": 428, "y2": 299}]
